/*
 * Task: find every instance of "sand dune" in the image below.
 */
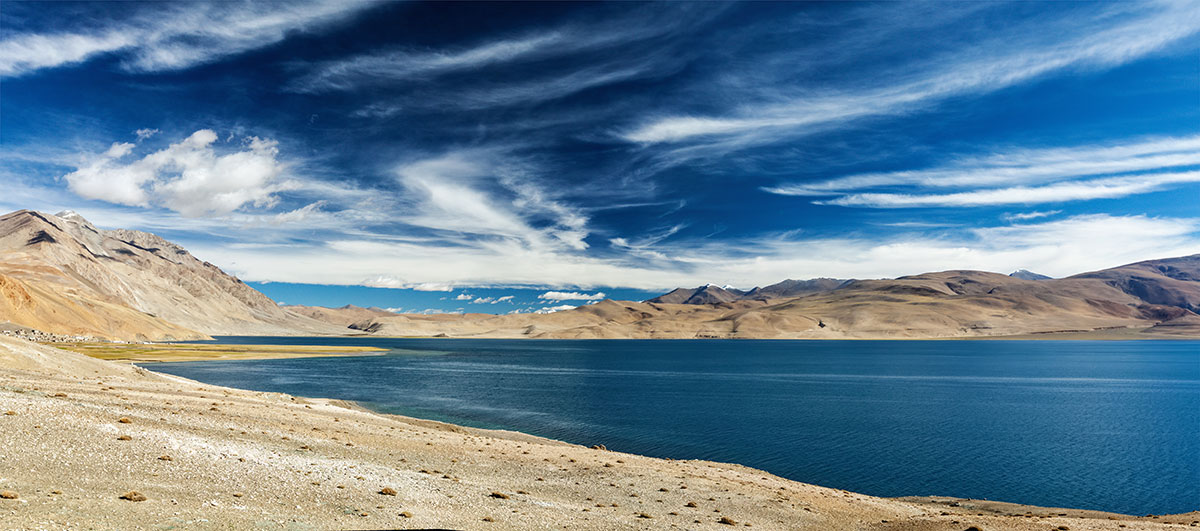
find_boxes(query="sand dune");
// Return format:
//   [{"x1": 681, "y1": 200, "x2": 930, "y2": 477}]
[{"x1": 1, "y1": 335, "x2": 1194, "y2": 529}]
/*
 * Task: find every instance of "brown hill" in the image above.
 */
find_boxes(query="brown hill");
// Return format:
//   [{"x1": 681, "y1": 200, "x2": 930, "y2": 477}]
[
  {"x1": 336, "y1": 255, "x2": 1200, "y2": 339},
  {"x1": 0, "y1": 210, "x2": 343, "y2": 341},
  {"x1": 284, "y1": 304, "x2": 398, "y2": 327}
]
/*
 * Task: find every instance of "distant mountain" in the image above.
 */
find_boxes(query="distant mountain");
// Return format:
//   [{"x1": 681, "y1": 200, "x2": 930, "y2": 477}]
[
  {"x1": 648, "y1": 278, "x2": 849, "y2": 304},
  {"x1": 337, "y1": 255, "x2": 1200, "y2": 339},
  {"x1": 284, "y1": 304, "x2": 398, "y2": 327},
  {"x1": 0, "y1": 210, "x2": 342, "y2": 341},
  {"x1": 647, "y1": 284, "x2": 745, "y2": 305},
  {"x1": 742, "y1": 278, "x2": 851, "y2": 300},
  {"x1": 1010, "y1": 269, "x2": 1052, "y2": 280}
]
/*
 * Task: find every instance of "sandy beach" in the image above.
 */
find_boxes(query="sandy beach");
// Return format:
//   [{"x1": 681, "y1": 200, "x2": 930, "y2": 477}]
[{"x1": 1, "y1": 335, "x2": 1196, "y2": 530}]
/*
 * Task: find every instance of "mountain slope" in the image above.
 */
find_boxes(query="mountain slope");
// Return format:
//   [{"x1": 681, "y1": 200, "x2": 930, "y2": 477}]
[
  {"x1": 1010, "y1": 269, "x2": 1052, "y2": 280},
  {"x1": 0, "y1": 210, "x2": 343, "y2": 340}
]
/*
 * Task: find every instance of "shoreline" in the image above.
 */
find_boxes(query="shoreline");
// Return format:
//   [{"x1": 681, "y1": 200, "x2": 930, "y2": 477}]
[{"x1": 2, "y1": 335, "x2": 1197, "y2": 529}]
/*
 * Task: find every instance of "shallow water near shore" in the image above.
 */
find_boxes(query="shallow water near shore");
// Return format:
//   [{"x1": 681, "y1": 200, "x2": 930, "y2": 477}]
[{"x1": 154, "y1": 338, "x2": 1199, "y2": 515}]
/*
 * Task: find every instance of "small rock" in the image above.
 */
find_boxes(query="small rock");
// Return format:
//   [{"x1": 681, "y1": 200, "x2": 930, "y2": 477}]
[
  {"x1": 379, "y1": 487, "x2": 397, "y2": 496},
  {"x1": 489, "y1": 492, "x2": 510, "y2": 499},
  {"x1": 482, "y1": 516, "x2": 495, "y2": 522},
  {"x1": 4, "y1": 411, "x2": 16, "y2": 416},
  {"x1": 120, "y1": 491, "x2": 147, "y2": 502},
  {"x1": 117, "y1": 435, "x2": 132, "y2": 441},
  {"x1": 158, "y1": 455, "x2": 173, "y2": 461},
  {"x1": 719, "y1": 516, "x2": 738, "y2": 526},
  {"x1": 118, "y1": 417, "x2": 132, "y2": 424},
  {"x1": 0, "y1": 490, "x2": 18, "y2": 499},
  {"x1": 591, "y1": 444, "x2": 607, "y2": 450},
  {"x1": 399, "y1": 511, "x2": 412, "y2": 518}
]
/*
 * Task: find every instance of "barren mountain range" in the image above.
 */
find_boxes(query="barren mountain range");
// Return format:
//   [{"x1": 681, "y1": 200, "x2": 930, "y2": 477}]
[
  {"x1": 0, "y1": 210, "x2": 342, "y2": 340},
  {"x1": 1, "y1": 209, "x2": 1197, "y2": 341}
]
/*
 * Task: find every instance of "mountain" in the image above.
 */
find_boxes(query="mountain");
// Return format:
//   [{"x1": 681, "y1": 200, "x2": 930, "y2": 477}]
[
  {"x1": 337, "y1": 255, "x2": 1200, "y2": 339},
  {"x1": 647, "y1": 284, "x2": 745, "y2": 305},
  {"x1": 0, "y1": 210, "x2": 342, "y2": 341},
  {"x1": 649, "y1": 278, "x2": 849, "y2": 304},
  {"x1": 284, "y1": 304, "x2": 398, "y2": 327},
  {"x1": 1010, "y1": 269, "x2": 1052, "y2": 280},
  {"x1": 742, "y1": 278, "x2": 851, "y2": 299}
]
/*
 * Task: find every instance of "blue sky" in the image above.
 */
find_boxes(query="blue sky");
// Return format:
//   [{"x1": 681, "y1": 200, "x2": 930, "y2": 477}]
[{"x1": 1, "y1": 1, "x2": 1198, "y2": 314}]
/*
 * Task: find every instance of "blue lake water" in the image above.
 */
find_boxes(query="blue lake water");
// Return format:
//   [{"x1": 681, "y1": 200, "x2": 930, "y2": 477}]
[{"x1": 153, "y1": 337, "x2": 1200, "y2": 515}]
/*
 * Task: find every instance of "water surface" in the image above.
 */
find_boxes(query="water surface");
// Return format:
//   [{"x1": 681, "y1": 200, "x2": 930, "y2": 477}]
[{"x1": 155, "y1": 338, "x2": 1200, "y2": 515}]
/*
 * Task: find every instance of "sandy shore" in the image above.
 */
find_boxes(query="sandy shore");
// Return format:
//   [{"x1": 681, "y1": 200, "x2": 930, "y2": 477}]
[
  {"x1": 48, "y1": 342, "x2": 386, "y2": 363},
  {"x1": 1, "y1": 336, "x2": 1196, "y2": 530}
]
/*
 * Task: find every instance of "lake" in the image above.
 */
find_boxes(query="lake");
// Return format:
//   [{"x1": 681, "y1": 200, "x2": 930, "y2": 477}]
[{"x1": 154, "y1": 337, "x2": 1199, "y2": 515}]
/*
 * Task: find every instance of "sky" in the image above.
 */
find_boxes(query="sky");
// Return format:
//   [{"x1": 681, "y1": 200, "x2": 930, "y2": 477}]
[{"x1": 1, "y1": 1, "x2": 1198, "y2": 314}]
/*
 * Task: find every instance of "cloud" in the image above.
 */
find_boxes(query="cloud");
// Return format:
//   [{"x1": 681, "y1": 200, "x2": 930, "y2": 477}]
[
  {"x1": 0, "y1": 1, "x2": 379, "y2": 77},
  {"x1": 495, "y1": 295, "x2": 514, "y2": 303},
  {"x1": 360, "y1": 276, "x2": 453, "y2": 291},
  {"x1": 454, "y1": 293, "x2": 473, "y2": 300},
  {"x1": 538, "y1": 291, "x2": 606, "y2": 301},
  {"x1": 384, "y1": 307, "x2": 403, "y2": 313},
  {"x1": 535, "y1": 304, "x2": 578, "y2": 314},
  {"x1": 1004, "y1": 210, "x2": 1062, "y2": 222},
  {"x1": 621, "y1": 1, "x2": 1200, "y2": 146},
  {"x1": 134, "y1": 128, "x2": 160, "y2": 141},
  {"x1": 817, "y1": 171, "x2": 1200, "y2": 208},
  {"x1": 189, "y1": 211, "x2": 1200, "y2": 292},
  {"x1": 63, "y1": 129, "x2": 290, "y2": 217},
  {"x1": 768, "y1": 135, "x2": 1200, "y2": 196},
  {"x1": 292, "y1": 32, "x2": 563, "y2": 92},
  {"x1": 395, "y1": 150, "x2": 591, "y2": 251},
  {"x1": 471, "y1": 297, "x2": 495, "y2": 304}
]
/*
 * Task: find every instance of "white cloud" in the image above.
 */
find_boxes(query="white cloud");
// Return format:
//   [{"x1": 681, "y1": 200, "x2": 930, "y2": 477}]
[
  {"x1": 768, "y1": 135, "x2": 1200, "y2": 196},
  {"x1": 454, "y1": 293, "x2": 473, "y2": 300},
  {"x1": 360, "y1": 276, "x2": 453, "y2": 291},
  {"x1": 538, "y1": 291, "x2": 606, "y2": 301},
  {"x1": 292, "y1": 32, "x2": 563, "y2": 92},
  {"x1": 535, "y1": 304, "x2": 578, "y2": 314},
  {"x1": 384, "y1": 307, "x2": 403, "y2": 313},
  {"x1": 0, "y1": 1, "x2": 379, "y2": 77},
  {"x1": 188, "y1": 207, "x2": 1200, "y2": 292},
  {"x1": 134, "y1": 128, "x2": 161, "y2": 141},
  {"x1": 495, "y1": 295, "x2": 514, "y2": 303},
  {"x1": 63, "y1": 129, "x2": 290, "y2": 217},
  {"x1": 1004, "y1": 210, "x2": 1061, "y2": 222},
  {"x1": 395, "y1": 151, "x2": 591, "y2": 251},
  {"x1": 471, "y1": 297, "x2": 495, "y2": 304},
  {"x1": 622, "y1": 1, "x2": 1200, "y2": 145},
  {"x1": 818, "y1": 171, "x2": 1200, "y2": 208}
]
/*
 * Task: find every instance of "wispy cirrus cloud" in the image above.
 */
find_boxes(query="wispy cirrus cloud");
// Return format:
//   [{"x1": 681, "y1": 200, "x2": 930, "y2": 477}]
[
  {"x1": 0, "y1": 1, "x2": 378, "y2": 77},
  {"x1": 768, "y1": 135, "x2": 1200, "y2": 196},
  {"x1": 188, "y1": 213, "x2": 1200, "y2": 290},
  {"x1": 395, "y1": 150, "x2": 592, "y2": 252},
  {"x1": 767, "y1": 134, "x2": 1200, "y2": 208},
  {"x1": 818, "y1": 171, "x2": 1200, "y2": 208},
  {"x1": 621, "y1": 1, "x2": 1200, "y2": 146},
  {"x1": 291, "y1": 32, "x2": 564, "y2": 92}
]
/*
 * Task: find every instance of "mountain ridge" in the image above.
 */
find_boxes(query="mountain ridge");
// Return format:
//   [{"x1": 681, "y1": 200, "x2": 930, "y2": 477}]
[
  {"x1": 0, "y1": 209, "x2": 343, "y2": 341},
  {"x1": 2, "y1": 209, "x2": 1197, "y2": 341}
]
